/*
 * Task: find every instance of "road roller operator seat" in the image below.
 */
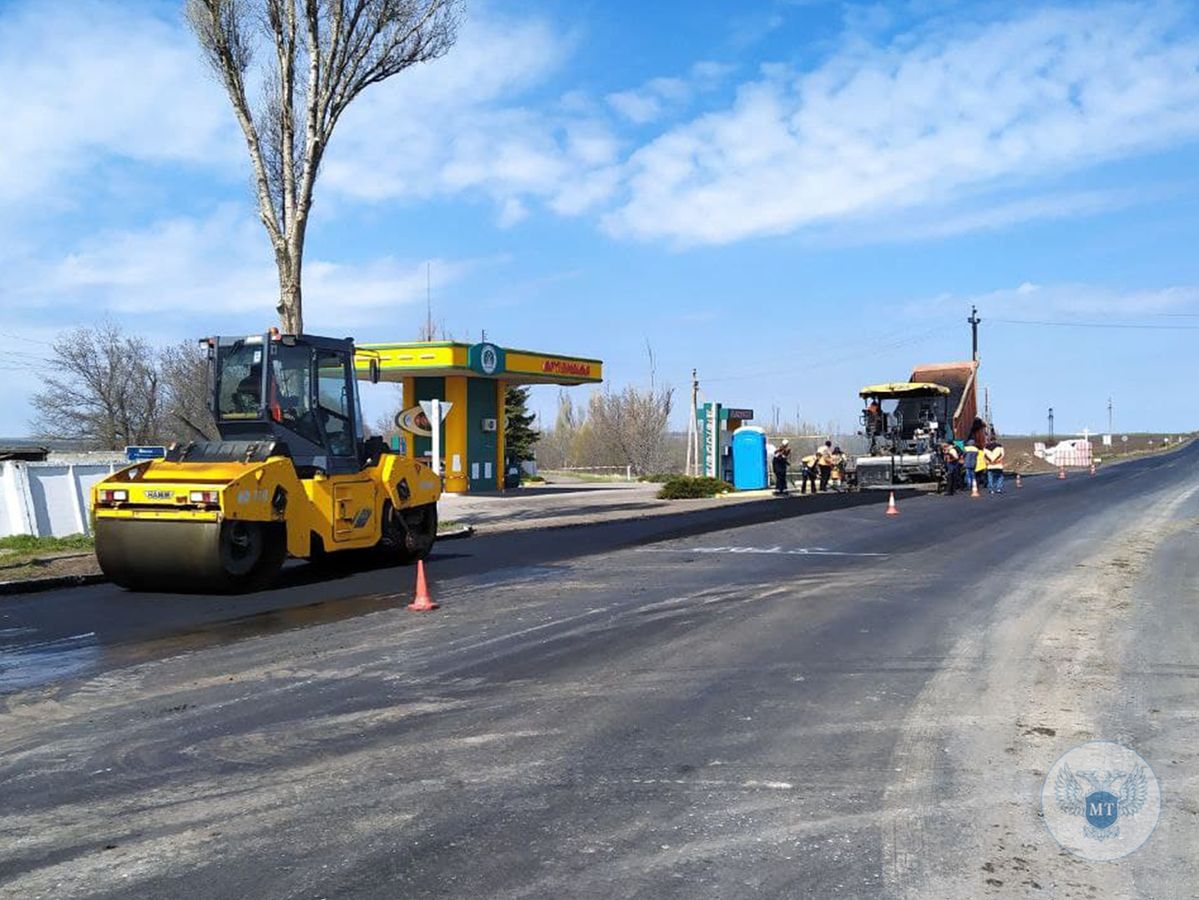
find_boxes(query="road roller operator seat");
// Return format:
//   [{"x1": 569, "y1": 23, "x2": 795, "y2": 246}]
[{"x1": 210, "y1": 332, "x2": 373, "y2": 476}]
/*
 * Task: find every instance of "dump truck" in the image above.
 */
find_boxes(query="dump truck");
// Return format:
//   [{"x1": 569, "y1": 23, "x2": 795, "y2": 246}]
[
  {"x1": 91, "y1": 330, "x2": 441, "y2": 592},
  {"x1": 909, "y1": 361, "x2": 981, "y2": 443}
]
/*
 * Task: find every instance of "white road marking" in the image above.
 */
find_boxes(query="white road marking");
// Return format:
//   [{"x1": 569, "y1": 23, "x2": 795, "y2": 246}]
[{"x1": 636, "y1": 546, "x2": 889, "y2": 558}]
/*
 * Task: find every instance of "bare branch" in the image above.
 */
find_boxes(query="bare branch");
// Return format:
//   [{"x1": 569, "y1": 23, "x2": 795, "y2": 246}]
[
  {"x1": 186, "y1": 0, "x2": 286, "y2": 253},
  {"x1": 188, "y1": 0, "x2": 460, "y2": 333}
]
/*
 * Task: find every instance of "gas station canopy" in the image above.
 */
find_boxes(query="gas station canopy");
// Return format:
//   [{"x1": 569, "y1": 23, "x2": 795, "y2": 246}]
[
  {"x1": 350, "y1": 340, "x2": 602, "y2": 494},
  {"x1": 355, "y1": 341, "x2": 603, "y2": 386}
]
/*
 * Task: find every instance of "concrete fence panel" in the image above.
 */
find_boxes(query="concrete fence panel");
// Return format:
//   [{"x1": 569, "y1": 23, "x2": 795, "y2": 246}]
[{"x1": 0, "y1": 461, "x2": 120, "y2": 538}]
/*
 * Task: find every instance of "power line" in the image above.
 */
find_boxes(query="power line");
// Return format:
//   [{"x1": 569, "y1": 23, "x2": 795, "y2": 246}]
[
  {"x1": 0, "y1": 331, "x2": 55, "y2": 346},
  {"x1": 992, "y1": 318, "x2": 1199, "y2": 330},
  {"x1": 702, "y1": 323, "x2": 958, "y2": 384}
]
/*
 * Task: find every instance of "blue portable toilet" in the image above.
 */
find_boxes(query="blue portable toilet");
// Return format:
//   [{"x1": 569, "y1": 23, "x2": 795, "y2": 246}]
[{"x1": 731, "y1": 426, "x2": 768, "y2": 490}]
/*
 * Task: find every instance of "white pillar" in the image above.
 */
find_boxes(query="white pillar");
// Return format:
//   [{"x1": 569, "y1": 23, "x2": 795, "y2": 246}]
[
  {"x1": 430, "y1": 398, "x2": 442, "y2": 477},
  {"x1": 1, "y1": 462, "x2": 37, "y2": 536}
]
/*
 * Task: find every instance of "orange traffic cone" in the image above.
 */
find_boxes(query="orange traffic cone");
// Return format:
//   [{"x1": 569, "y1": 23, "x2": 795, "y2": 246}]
[
  {"x1": 885, "y1": 491, "x2": 900, "y2": 516},
  {"x1": 970, "y1": 479, "x2": 980, "y2": 498},
  {"x1": 1015, "y1": 473, "x2": 1023, "y2": 489},
  {"x1": 1058, "y1": 466, "x2": 1067, "y2": 480},
  {"x1": 407, "y1": 559, "x2": 439, "y2": 611}
]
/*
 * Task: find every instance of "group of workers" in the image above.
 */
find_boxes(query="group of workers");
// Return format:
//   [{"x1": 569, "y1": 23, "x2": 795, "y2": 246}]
[
  {"x1": 941, "y1": 437, "x2": 1006, "y2": 495},
  {"x1": 771, "y1": 439, "x2": 845, "y2": 495},
  {"x1": 772, "y1": 434, "x2": 1007, "y2": 496}
]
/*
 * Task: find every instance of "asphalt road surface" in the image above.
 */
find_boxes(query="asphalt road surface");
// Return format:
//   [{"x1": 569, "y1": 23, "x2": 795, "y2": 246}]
[{"x1": 1, "y1": 447, "x2": 1197, "y2": 899}]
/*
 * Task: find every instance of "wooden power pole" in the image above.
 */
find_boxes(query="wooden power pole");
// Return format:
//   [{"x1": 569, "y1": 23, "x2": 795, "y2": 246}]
[{"x1": 685, "y1": 369, "x2": 699, "y2": 476}]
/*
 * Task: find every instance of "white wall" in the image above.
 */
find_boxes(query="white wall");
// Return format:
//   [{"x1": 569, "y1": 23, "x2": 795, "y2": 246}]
[{"x1": 0, "y1": 461, "x2": 120, "y2": 538}]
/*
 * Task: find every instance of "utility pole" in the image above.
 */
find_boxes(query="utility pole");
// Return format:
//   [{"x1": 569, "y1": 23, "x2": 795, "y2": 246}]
[
  {"x1": 685, "y1": 369, "x2": 699, "y2": 476},
  {"x1": 1108, "y1": 396, "x2": 1113, "y2": 434},
  {"x1": 968, "y1": 305, "x2": 981, "y2": 362},
  {"x1": 1048, "y1": 407, "x2": 1055, "y2": 440}
]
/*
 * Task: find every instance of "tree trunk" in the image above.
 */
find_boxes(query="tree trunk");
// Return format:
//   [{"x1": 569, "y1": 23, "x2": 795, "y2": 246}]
[{"x1": 277, "y1": 257, "x2": 303, "y2": 334}]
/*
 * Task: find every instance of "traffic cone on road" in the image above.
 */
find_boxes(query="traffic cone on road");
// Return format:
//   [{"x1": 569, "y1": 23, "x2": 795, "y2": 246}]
[
  {"x1": 970, "y1": 479, "x2": 980, "y2": 498},
  {"x1": 1058, "y1": 466, "x2": 1067, "y2": 480},
  {"x1": 1016, "y1": 473, "x2": 1023, "y2": 489},
  {"x1": 1089, "y1": 463, "x2": 1096, "y2": 476},
  {"x1": 885, "y1": 491, "x2": 900, "y2": 516},
  {"x1": 407, "y1": 560, "x2": 439, "y2": 611}
]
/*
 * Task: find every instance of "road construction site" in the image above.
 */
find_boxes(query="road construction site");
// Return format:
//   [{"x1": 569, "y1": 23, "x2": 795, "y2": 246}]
[{"x1": 2, "y1": 442, "x2": 1197, "y2": 898}]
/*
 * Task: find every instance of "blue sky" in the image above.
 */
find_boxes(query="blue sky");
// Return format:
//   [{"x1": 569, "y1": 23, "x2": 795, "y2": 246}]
[{"x1": 3, "y1": 0, "x2": 1199, "y2": 438}]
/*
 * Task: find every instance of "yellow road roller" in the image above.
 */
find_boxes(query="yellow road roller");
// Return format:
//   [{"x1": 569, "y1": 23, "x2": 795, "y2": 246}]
[{"x1": 91, "y1": 330, "x2": 441, "y2": 592}]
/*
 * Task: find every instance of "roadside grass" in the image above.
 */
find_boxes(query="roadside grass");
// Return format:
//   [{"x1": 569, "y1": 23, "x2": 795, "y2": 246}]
[
  {"x1": 657, "y1": 476, "x2": 731, "y2": 500},
  {"x1": 0, "y1": 534, "x2": 93, "y2": 558},
  {"x1": 0, "y1": 534, "x2": 97, "y2": 581},
  {"x1": 539, "y1": 469, "x2": 634, "y2": 483}
]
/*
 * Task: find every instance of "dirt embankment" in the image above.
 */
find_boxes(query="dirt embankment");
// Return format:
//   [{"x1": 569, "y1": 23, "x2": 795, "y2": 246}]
[{"x1": 1000, "y1": 434, "x2": 1192, "y2": 475}]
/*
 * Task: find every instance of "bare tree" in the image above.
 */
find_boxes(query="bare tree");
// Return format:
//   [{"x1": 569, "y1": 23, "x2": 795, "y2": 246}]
[
  {"x1": 535, "y1": 391, "x2": 580, "y2": 469},
  {"x1": 31, "y1": 324, "x2": 165, "y2": 450},
  {"x1": 187, "y1": 0, "x2": 460, "y2": 332},
  {"x1": 371, "y1": 383, "x2": 406, "y2": 437},
  {"x1": 587, "y1": 344, "x2": 675, "y2": 476},
  {"x1": 160, "y1": 342, "x2": 219, "y2": 441}
]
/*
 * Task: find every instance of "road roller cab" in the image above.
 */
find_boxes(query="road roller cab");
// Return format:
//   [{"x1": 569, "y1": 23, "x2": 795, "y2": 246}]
[{"x1": 91, "y1": 330, "x2": 441, "y2": 592}]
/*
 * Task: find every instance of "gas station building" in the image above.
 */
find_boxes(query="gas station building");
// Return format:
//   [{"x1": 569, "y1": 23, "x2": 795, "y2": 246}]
[{"x1": 357, "y1": 341, "x2": 603, "y2": 494}]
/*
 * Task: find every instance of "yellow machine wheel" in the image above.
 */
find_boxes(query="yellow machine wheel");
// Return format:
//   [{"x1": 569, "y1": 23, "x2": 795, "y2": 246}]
[{"x1": 95, "y1": 519, "x2": 287, "y2": 593}]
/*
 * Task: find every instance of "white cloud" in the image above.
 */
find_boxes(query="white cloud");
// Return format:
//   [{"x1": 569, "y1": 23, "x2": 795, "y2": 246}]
[
  {"x1": 0, "y1": 2, "x2": 620, "y2": 227},
  {"x1": 944, "y1": 282, "x2": 1199, "y2": 319},
  {"x1": 0, "y1": 0, "x2": 235, "y2": 212},
  {"x1": 811, "y1": 186, "x2": 1157, "y2": 245},
  {"x1": 604, "y1": 4, "x2": 1199, "y2": 244},
  {"x1": 9, "y1": 206, "x2": 483, "y2": 328},
  {"x1": 606, "y1": 77, "x2": 691, "y2": 125},
  {"x1": 606, "y1": 90, "x2": 663, "y2": 125},
  {"x1": 319, "y1": 11, "x2": 622, "y2": 222}
]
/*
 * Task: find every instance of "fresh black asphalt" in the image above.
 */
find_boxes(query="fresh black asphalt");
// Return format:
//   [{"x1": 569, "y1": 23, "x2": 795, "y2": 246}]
[{"x1": 0, "y1": 444, "x2": 1195, "y2": 898}]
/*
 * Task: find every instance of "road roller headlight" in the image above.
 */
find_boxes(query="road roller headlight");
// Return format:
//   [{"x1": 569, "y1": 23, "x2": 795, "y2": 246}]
[
  {"x1": 189, "y1": 490, "x2": 221, "y2": 506},
  {"x1": 97, "y1": 489, "x2": 128, "y2": 505}
]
